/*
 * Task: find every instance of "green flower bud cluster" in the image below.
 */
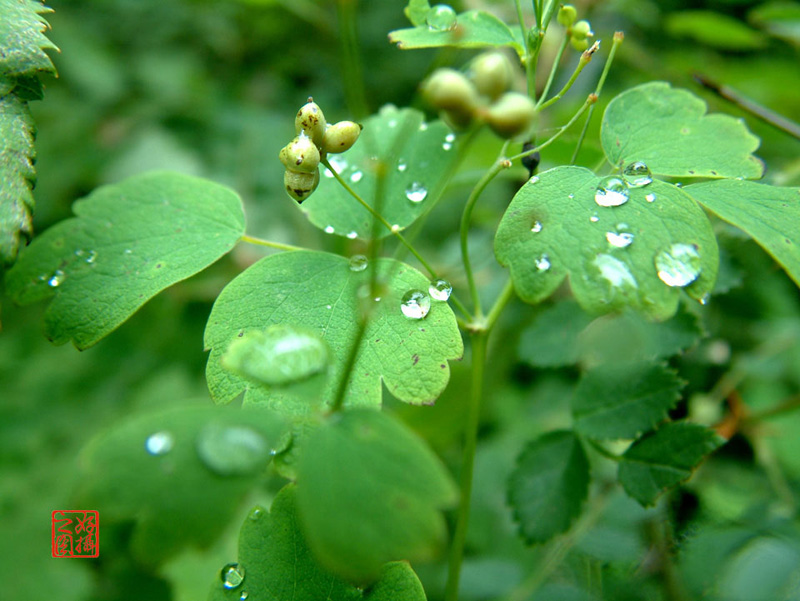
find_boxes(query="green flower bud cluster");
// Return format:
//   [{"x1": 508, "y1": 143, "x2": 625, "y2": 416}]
[
  {"x1": 421, "y1": 52, "x2": 537, "y2": 140},
  {"x1": 279, "y1": 98, "x2": 362, "y2": 203},
  {"x1": 569, "y1": 18, "x2": 594, "y2": 51}
]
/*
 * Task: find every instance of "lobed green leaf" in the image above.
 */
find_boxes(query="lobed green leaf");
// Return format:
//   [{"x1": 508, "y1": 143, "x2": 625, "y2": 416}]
[
  {"x1": 494, "y1": 166, "x2": 718, "y2": 321},
  {"x1": 5, "y1": 171, "x2": 245, "y2": 348},
  {"x1": 601, "y1": 82, "x2": 763, "y2": 179},
  {"x1": 204, "y1": 250, "x2": 463, "y2": 414},
  {"x1": 617, "y1": 421, "x2": 724, "y2": 506},
  {"x1": 296, "y1": 409, "x2": 457, "y2": 583},
  {"x1": 0, "y1": 0, "x2": 58, "y2": 79},
  {"x1": 403, "y1": 0, "x2": 431, "y2": 27},
  {"x1": 304, "y1": 106, "x2": 458, "y2": 239},
  {"x1": 685, "y1": 180, "x2": 800, "y2": 290},
  {"x1": 508, "y1": 430, "x2": 590, "y2": 544}
]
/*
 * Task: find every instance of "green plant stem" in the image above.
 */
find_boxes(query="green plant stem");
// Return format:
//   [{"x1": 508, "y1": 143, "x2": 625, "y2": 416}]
[
  {"x1": 444, "y1": 332, "x2": 487, "y2": 601},
  {"x1": 536, "y1": 33, "x2": 570, "y2": 108},
  {"x1": 484, "y1": 278, "x2": 515, "y2": 331},
  {"x1": 514, "y1": 0, "x2": 527, "y2": 45},
  {"x1": 329, "y1": 316, "x2": 368, "y2": 413},
  {"x1": 647, "y1": 518, "x2": 687, "y2": 601},
  {"x1": 744, "y1": 394, "x2": 800, "y2": 423},
  {"x1": 336, "y1": 0, "x2": 368, "y2": 119},
  {"x1": 240, "y1": 234, "x2": 304, "y2": 251},
  {"x1": 537, "y1": 43, "x2": 596, "y2": 111},
  {"x1": 571, "y1": 32, "x2": 624, "y2": 164}
]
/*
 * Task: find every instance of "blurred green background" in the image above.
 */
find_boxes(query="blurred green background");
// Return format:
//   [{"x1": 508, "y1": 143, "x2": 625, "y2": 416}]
[{"x1": 2, "y1": 0, "x2": 800, "y2": 599}]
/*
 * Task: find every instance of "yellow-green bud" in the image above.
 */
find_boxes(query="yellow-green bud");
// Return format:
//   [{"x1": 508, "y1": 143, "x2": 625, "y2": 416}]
[
  {"x1": 484, "y1": 92, "x2": 537, "y2": 139},
  {"x1": 279, "y1": 133, "x2": 320, "y2": 173},
  {"x1": 557, "y1": 5, "x2": 577, "y2": 27},
  {"x1": 295, "y1": 98, "x2": 327, "y2": 146},
  {"x1": 469, "y1": 52, "x2": 515, "y2": 101},
  {"x1": 570, "y1": 36, "x2": 589, "y2": 51},
  {"x1": 284, "y1": 168, "x2": 319, "y2": 203},
  {"x1": 421, "y1": 68, "x2": 480, "y2": 114},
  {"x1": 571, "y1": 20, "x2": 593, "y2": 41},
  {"x1": 322, "y1": 121, "x2": 362, "y2": 154}
]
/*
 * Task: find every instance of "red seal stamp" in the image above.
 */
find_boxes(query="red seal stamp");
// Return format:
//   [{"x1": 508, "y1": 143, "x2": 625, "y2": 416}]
[{"x1": 52, "y1": 510, "x2": 99, "y2": 558}]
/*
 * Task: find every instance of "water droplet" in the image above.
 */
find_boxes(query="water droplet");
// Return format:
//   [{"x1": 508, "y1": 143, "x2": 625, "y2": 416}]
[
  {"x1": 240, "y1": 592, "x2": 249, "y2": 601},
  {"x1": 347, "y1": 231, "x2": 358, "y2": 239},
  {"x1": 419, "y1": 122, "x2": 429, "y2": 131},
  {"x1": 326, "y1": 304, "x2": 332, "y2": 309},
  {"x1": 675, "y1": 182, "x2": 683, "y2": 188},
  {"x1": 324, "y1": 155, "x2": 348, "y2": 177},
  {"x1": 529, "y1": 176, "x2": 540, "y2": 184},
  {"x1": 445, "y1": 133, "x2": 456, "y2": 143},
  {"x1": 391, "y1": 224, "x2": 400, "y2": 233},
  {"x1": 530, "y1": 220, "x2": 543, "y2": 233},
  {"x1": 145, "y1": 431, "x2": 174, "y2": 456},
  {"x1": 590, "y1": 214, "x2": 600, "y2": 223},
  {"x1": 388, "y1": 119, "x2": 398, "y2": 128},
  {"x1": 568, "y1": 193, "x2": 575, "y2": 199},
  {"x1": 645, "y1": 193, "x2": 656, "y2": 203},
  {"x1": 47, "y1": 270, "x2": 65, "y2": 287},
  {"x1": 655, "y1": 243, "x2": 701, "y2": 287},
  {"x1": 397, "y1": 160, "x2": 407, "y2": 172},
  {"x1": 84, "y1": 250, "x2": 97, "y2": 264},
  {"x1": 442, "y1": 142, "x2": 452, "y2": 151},
  {"x1": 622, "y1": 161, "x2": 653, "y2": 187},
  {"x1": 606, "y1": 231, "x2": 634, "y2": 248},
  {"x1": 74, "y1": 249, "x2": 85, "y2": 258},
  {"x1": 324, "y1": 225, "x2": 334, "y2": 234},
  {"x1": 535, "y1": 254, "x2": 551, "y2": 271},
  {"x1": 349, "y1": 254, "x2": 368, "y2": 272},
  {"x1": 405, "y1": 182, "x2": 428, "y2": 203},
  {"x1": 429, "y1": 279, "x2": 452, "y2": 301},
  {"x1": 594, "y1": 254, "x2": 637, "y2": 288},
  {"x1": 594, "y1": 176, "x2": 629, "y2": 207},
  {"x1": 400, "y1": 290, "x2": 431, "y2": 319},
  {"x1": 699, "y1": 293, "x2": 710, "y2": 306},
  {"x1": 350, "y1": 170, "x2": 363, "y2": 183},
  {"x1": 124, "y1": 248, "x2": 133, "y2": 255},
  {"x1": 197, "y1": 423, "x2": 269, "y2": 476},
  {"x1": 427, "y1": 4, "x2": 457, "y2": 30},
  {"x1": 248, "y1": 506, "x2": 265, "y2": 521},
  {"x1": 221, "y1": 563, "x2": 245, "y2": 589}
]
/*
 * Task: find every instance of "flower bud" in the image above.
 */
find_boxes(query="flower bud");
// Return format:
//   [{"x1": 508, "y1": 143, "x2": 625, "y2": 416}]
[
  {"x1": 570, "y1": 37, "x2": 589, "y2": 51},
  {"x1": 284, "y1": 168, "x2": 320, "y2": 203},
  {"x1": 557, "y1": 5, "x2": 577, "y2": 27},
  {"x1": 469, "y1": 52, "x2": 515, "y2": 101},
  {"x1": 295, "y1": 98, "x2": 327, "y2": 147},
  {"x1": 421, "y1": 68, "x2": 479, "y2": 114},
  {"x1": 322, "y1": 121, "x2": 362, "y2": 154},
  {"x1": 571, "y1": 20, "x2": 593, "y2": 41},
  {"x1": 484, "y1": 92, "x2": 537, "y2": 139},
  {"x1": 279, "y1": 133, "x2": 320, "y2": 173}
]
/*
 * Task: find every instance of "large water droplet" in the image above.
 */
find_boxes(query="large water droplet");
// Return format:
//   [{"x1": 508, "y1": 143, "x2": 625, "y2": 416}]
[
  {"x1": 530, "y1": 220, "x2": 543, "y2": 233},
  {"x1": 655, "y1": 243, "x2": 701, "y2": 287},
  {"x1": 349, "y1": 254, "x2": 368, "y2": 272},
  {"x1": 350, "y1": 170, "x2": 363, "y2": 183},
  {"x1": 145, "y1": 431, "x2": 174, "y2": 456},
  {"x1": 222, "y1": 325, "x2": 329, "y2": 386},
  {"x1": 400, "y1": 290, "x2": 431, "y2": 319},
  {"x1": 535, "y1": 254, "x2": 551, "y2": 271},
  {"x1": 622, "y1": 161, "x2": 653, "y2": 187},
  {"x1": 427, "y1": 4, "x2": 457, "y2": 30},
  {"x1": 429, "y1": 279, "x2": 452, "y2": 301},
  {"x1": 197, "y1": 423, "x2": 269, "y2": 476},
  {"x1": 594, "y1": 176, "x2": 629, "y2": 207},
  {"x1": 594, "y1": 254, "x2": 637, "y2": 288},
  {"x1": 47, "y1": 270, "x2": 65, "y2": 287},
  {"x1": 405, "y1": 182, "x2": 428, "y2": 203},
  {"x1": 606, "y1": 231, "x2": 634, "y2": 248},
  {"x1": 221, "y1": 563, "x2": 245, "y2": 590}
]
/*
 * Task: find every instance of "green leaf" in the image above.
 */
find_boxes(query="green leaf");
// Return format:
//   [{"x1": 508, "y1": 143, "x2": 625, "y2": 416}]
[
  {"x1": 665, "y1": 11, "x2": 768, "y2": 50},
  {"x1": 205, "y1": 250, "x2": 463, "y2": 414},
  {"x1": 618, "y1": 422, "x2": 724, "y2": 506},
  {"x1": 572, "y1": 361, "x2": 684, "y2": 440},
  {"x1": 494, "y1": 166, "x2": 719, "y2": 321},
  {"x1": 601, "y1": 82, "x2": 764, "y2": 179},
  {"x1": 0, "y1": 92, "x2": 36, "y2": 267},
  {"x1": 404, "y1": 0, "x2": 431, "y2": 26},
  {"x1": 0, "y1": 0, "x2": 58, "y2": 79},
  {"x1": 685, "y1": 180, "x2": 800, "y2": 290},
  {"x1": 363, "y1": 562, "x2": 427, "y2": 601},
  {"x1": 304, "y1": 106, "x2": 458, "y2": 239},
  {"x1": 389, "y1": 11, "x2": 524, "y2": 55},
  {"x1": 5, "y1": 171, "x2": 245, "y2": 348},
  {"x1": 296, "y1": 409, "x2": 457, "y2": 582},
  {"x1": 518, "y1": 300, "x2": 594, "y2": 368},
  {"x1": 78, "y1": 405, "x2": 288, "y2": 565},
  {"x1": 508, "y1": 431, "x2": 590, "y2": 544}
]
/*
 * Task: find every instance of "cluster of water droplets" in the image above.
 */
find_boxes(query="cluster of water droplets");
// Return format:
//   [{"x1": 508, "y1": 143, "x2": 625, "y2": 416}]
[
  {"x1": 399, "y1": 279, "x2": 453, "y2": 320},
  {"x1": 38, "y1": 248, "x2": 102, "y2": 288},
  {"x1": 594, "y1": 161, "x2": 653, "y2": 208},
  {"x1": 427, "y1": 4, "x2": 457, "y2": 31}
]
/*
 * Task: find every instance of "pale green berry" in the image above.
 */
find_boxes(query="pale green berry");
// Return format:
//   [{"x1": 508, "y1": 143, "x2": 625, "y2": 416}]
[
  {"x1": 322, "y1": 121, "x2": 362, "y2": 154},
  {"x1": 421, "y1": 68, "x2": 479, "y2": 114},
  {"x1": 284, "y1": 168, "x2": 320, "y2": 203},
  {"x1": 279, "y1": 133, "x2": 320, "y2": 173},
  {"x1": 570, "y1": 36, "x2": 589, "y2": 51},
  {"x1": 484, "y1": 92, "x2": 537, "y2": 139},
  {"x1": 557, "y1": 5, "x2": 577, "y2": 27},
  {"x1": 441, "y1": 106, "x2": 475, "y2": 130},
  {"x1": 571, "y1": 20, "x2": 593, "y2": 41},
  {"x1": 469, "y1": 52, "x2": 515, "y2": 101},
  {"x1": 295, "y1": 98, "x2": 327, "y2": 146}
]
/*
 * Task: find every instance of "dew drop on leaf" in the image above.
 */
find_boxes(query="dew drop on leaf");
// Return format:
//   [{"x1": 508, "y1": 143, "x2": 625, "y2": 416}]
[
  {"x1": 622, "y1": 161, "x2": 653, "y2": 187},
  {"x1": 145, "y1": 431, "x2": 174, "y2": 456},
  {"x1": 324, "y1": 225, "x2": 334, "y2": 234},
  {"x1": 47, "y1": 269, "x2": 65, "y2": 287},
  {"x1": 594, "y1": 176, "x2": 629, "y2": 207},
  {"x1": 645, "y1": 193, "x2": 656, "y2": 203},
  {"x1": 400, "y1": 289, "x2": 431, "y2": 319},
  {"x1": 590, "y1": 214, "x2": 599, "y2": 223},
  {"x1": 397, "y1": 160, "x2": 407, "y2": 172},
  {"x1": 429, "y1": 278, "x2": 453, "y2": 301},
  {"x1": 405, "y1": 182, "x2": 428, "y2": 203},
  {"x1": 248, "y1": 506, "x2": 265, "y2": 521},
  {"x1": 221, "y1": 563, "x2": 245, "y2": 589},
  {"x1": 347, "y1": 231, "x2": 358, "y2": 239},
  {"x1": 84, "y1": 250, "x2": 98, "y2": 264},
  {"x1": 349, "y1": 254, "x2": 368, "y2": 272},
  {"x1": 594, "y1": 254, "x2": 637, "y2": 288},
  {"x1": 240, "y1": 592, "x2": 249, "y2": 601},
  {"x1": 427, "y1": 4, "x2": 458, "y2": 30},
  {"x1": 350, "y1": 170, "x2": 363, "y2": 183},
  {"x1": 530, "y1": 220, "x2": 543, "y2": 233},
  {"x1": 535, "y1": 254, "x2": 551, "y2": 271},
  {"x1": 655, "y1": 243, "x2": 701, "y2": 287},
  {"x1": 196, "y1": 423, "x2": 269, "y2": 476},
  {"x1": 529, "y1": 176, "x2": 540, "y2": 184},
  {"x1": 325, "y1": 155, "x2": 348, "y2": 177},
  {"x1": 606, "y1": 231, "x2": 634, "y2": 248}
]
